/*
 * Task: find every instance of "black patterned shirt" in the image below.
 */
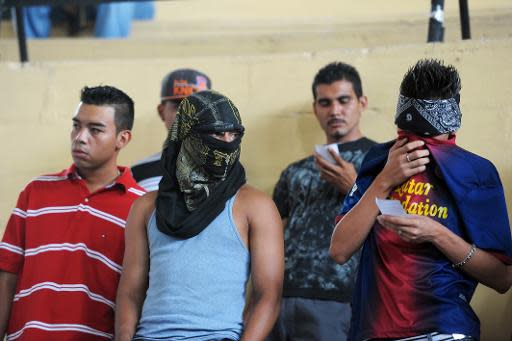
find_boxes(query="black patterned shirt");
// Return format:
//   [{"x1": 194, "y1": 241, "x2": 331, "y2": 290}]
[{"x1": 273, "y1": 137, "x2": 376, "y2": 302}]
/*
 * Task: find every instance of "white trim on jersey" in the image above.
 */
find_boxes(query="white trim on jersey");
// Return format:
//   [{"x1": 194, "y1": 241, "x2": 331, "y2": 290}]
[
  {"x1": 32, "y1": 175, "x2": 68, "y2": 182},
  {"x1": 12, "y1": 208, "x2": 27, "y2": 219},
  {"x1": 128, "y1": 187, "x2": 146, "y2": 196},
  {"x1": 16, "y1": 204, "x2": 126, "y2": 228},
  {"x1": 7, "y1": 321, "x2": 112, "y2": 340},
  {"x1": 0, "y1": 242, "x2": 24, "y2": 255},
  {"x1": 25, "y1": 243, "x2": 122, "y2": 273},
  {"x1": 14, "y1": 281, "x2": 115, "y2": 308}
]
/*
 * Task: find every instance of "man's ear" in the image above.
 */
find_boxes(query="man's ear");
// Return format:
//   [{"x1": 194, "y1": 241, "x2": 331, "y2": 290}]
[
  {"x1": 115, "y1": 130, "x2": 132, "y2": 151},
  {"x1": 359, "y1": 95, "x2": 368, "y2": 111},
  {"x1": 157, "y1": 103, "x2": 165, "y2": 122}
]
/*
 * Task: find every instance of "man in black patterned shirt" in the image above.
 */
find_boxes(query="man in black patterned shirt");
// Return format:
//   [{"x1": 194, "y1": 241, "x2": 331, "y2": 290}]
[{"x1": 267, "y1": 62, "x2": 376, "y2": 341}]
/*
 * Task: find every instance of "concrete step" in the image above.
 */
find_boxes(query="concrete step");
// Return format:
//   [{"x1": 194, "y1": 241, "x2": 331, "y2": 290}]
[
  {"x1": 1, "y1": 1, "x2": 510, "y2": 63},
  {"x1": 150, "y1": 0, "x2": 511, "y2": 24},
  {"x1": 1, "y1": 8, "x2": 511, "y2": 63},
  {"x1": 129, "y1": 9, "x2": 512, "y2": 45}
]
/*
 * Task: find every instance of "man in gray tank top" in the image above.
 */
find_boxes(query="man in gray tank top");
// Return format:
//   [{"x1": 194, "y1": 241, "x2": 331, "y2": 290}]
[{"x1": 115, "y1": 91, "x2": 284, "y2": 341}]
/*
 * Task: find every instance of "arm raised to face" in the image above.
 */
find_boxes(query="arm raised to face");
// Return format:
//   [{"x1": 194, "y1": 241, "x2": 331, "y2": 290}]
[{"x1": 330, "y1": 138, "x2": 429, "y2": 264}]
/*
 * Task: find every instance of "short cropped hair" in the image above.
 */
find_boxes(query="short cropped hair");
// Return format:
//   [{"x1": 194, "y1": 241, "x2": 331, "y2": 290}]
[
  {"x1": 400, "y1": 59, "x2": 461, "y2": 100},
  {"x1": 80, "y1": 85, "x2": 135, "y2": 132},
  {"x1": 312, "y1": 62, "x2": 363, "y2": 99}
]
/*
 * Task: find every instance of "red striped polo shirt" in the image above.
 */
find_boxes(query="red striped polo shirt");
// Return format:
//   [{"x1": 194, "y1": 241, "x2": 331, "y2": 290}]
[{"x1": 0, "y1": 165, "x2": 145, "y2": 341}]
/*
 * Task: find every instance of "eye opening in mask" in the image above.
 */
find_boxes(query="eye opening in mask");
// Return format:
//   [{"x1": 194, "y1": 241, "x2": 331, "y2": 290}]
[
  {"x1": 195, "y1": 123, "x2": 244, "y2": 135},
  {"x1": 203, "y1": 130, "x2": 242, "y2": 143}
]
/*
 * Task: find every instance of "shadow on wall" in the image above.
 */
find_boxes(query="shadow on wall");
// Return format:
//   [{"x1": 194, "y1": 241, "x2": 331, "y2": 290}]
[
  {"x1": 241, "y1": 101, "x2": 322, "y2": 194},
  {"x1": 504, "y1": 294, "x2": 512, "y2": 341}
]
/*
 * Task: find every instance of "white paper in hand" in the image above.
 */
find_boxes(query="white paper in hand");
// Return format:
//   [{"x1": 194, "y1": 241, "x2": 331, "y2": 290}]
[
  {"x1": 375, "y1": 198, "x2": 408, "y2": 217},
  {"x1": 314, "y1": 143, "x2": 339, "y2": 164}
]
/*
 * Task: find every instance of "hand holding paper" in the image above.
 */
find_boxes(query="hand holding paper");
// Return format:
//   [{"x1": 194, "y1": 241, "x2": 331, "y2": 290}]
[
  {"x1": 375, "y1": 198, "x2": 408, "y2": 217},
  {"x1": 314, "y1": 143, "x2": 339, "y2": 164}
]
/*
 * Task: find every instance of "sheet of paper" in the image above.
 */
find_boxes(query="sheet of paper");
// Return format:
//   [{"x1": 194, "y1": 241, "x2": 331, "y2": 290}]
[
  {"x1": 314, "y1": 143, "x2": 339, "y2": 164},
  {"x1": 375, "y1": 198, "x2": 408, "y2": 217}
]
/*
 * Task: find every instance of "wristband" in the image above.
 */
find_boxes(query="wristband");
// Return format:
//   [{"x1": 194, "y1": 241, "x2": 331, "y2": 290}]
[{"x1": 452, "y1": 244, "x2": 476, "y2": 269}]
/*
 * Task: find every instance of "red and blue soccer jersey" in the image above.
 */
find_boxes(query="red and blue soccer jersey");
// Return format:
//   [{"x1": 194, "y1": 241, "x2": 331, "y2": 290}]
[{"x1": 339, "y1": 136, "x2": 512, "y2": 340}]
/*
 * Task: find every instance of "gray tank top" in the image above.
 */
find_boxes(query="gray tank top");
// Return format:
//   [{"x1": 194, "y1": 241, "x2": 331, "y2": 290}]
[{"x1": 134, "y1": 195, "x2": 250, "y2": 341}]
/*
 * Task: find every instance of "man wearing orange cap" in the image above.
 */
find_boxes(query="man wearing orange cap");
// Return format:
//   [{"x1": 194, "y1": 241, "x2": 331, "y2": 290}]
[{"x1": 131, "y1": 68, "x2": 211, "y2": 191}]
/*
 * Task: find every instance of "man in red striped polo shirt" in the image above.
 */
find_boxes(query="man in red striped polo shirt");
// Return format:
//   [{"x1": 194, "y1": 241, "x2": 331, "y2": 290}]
[{"x1": 0, "y1": 85, "x2": 145, "y2": 340}]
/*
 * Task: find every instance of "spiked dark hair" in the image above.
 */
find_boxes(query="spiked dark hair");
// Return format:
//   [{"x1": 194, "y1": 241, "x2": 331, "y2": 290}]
[{"x1": 400, "y1": 59, "x2": 461, "y2": 100}]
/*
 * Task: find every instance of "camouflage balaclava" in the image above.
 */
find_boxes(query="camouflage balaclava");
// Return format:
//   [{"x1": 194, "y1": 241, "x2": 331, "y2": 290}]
[{"x1": 156, "y1": 90, "x2": 246, "y2": 239}]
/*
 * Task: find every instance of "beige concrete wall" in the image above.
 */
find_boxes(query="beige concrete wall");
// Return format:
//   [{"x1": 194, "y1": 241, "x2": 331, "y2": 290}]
[{"x1": 1, "y1": 38, "x2": 511, "y2": 338}]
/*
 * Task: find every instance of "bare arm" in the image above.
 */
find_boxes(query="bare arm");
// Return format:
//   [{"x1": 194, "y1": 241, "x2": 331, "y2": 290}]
[
  {"x1": 378, "y1": 214, "x2": 512, "y2": 293},
  {"x1": 114, "y1": 193, "x2": 153, "y2": 341},
  {"x1": 240, "y1": 188, "x2": 284, "y2": 341},
  {"x1": 330, "y1": 139, "x2": 430, "y2": 264},
  {"x1": 0, "y1": 270, "x2": 17, "y2": 338}
]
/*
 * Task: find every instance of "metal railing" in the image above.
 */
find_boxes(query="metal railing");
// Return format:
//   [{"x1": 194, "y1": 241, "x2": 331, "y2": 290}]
[
  {"x1": 3, "y1": 1, "x2": 472, "y2": 63},
  {"x1": 427, "y1": 0, "x2": 471, "y2": 42},
  {"x1": 1, "y1": 0, "x2": 153, "y2": 63}
]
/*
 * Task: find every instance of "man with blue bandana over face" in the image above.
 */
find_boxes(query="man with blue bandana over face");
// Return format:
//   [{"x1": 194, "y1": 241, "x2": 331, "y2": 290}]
[{"x1": 330, "y1": 59, "x2": 512, "y2": 341}]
